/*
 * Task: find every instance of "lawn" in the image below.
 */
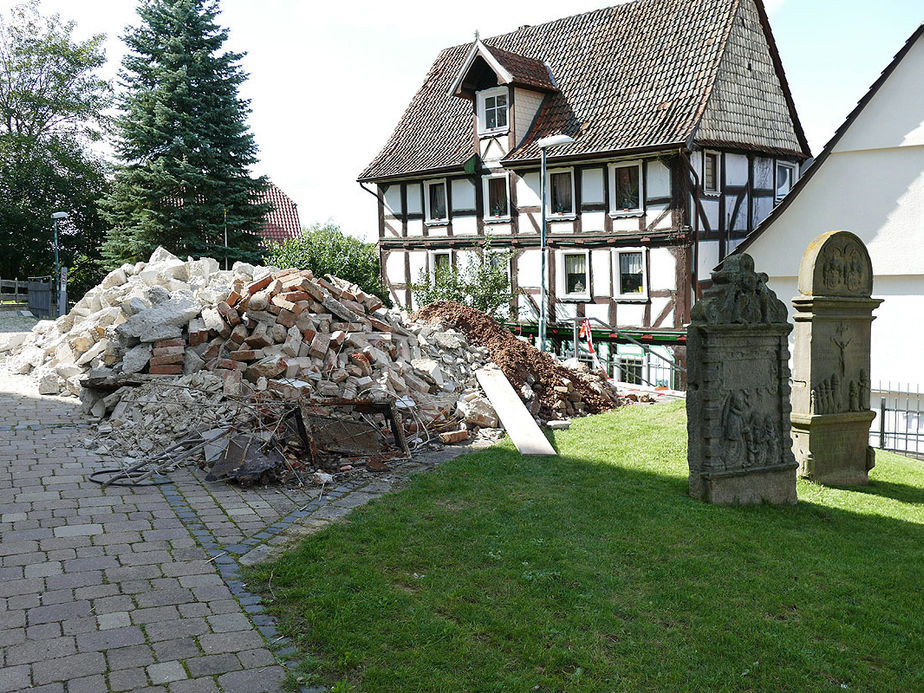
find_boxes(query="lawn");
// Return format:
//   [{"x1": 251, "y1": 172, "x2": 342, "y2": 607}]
[{"x1": 246, "y1": 401, "x2": 924, "y2": 692}]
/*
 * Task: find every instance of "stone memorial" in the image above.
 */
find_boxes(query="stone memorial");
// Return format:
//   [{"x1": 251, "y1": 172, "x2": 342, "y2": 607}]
[
  {"x1": 790, "y1": 231, "x2": 882, "y2": 486},
  {"x1": 687, "y1": 254, "x2": 797, "y2": 505}
]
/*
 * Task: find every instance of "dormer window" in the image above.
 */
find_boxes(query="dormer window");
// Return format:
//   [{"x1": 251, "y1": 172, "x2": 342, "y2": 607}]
[{"x1": 477, "y1": 87, "x2": 509, "y2": 135}]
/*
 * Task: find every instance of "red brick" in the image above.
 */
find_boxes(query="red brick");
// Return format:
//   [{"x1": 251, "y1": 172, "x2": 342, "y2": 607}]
[
  {"x1": 271, "y1": 296, "x2": 296, "y2": 312},
  {"x1": 150, "y1": 353, "x2": 185, "y2": 366},
  {"x1": 369, "y1": 317, "x2": 392, "y2": 332},
  {"x1": 225, "y1": 289, "x2": 241, "y2": 307},
  {"x1": 230, "y1": 349, "x2": 262, "y2": 362},
  {"x1": 276, "y1": 310, "x2": 297, "y2": 328},
  {"x1": 247, "y1": 275, "x2": 274, "y2": 295},
  {"x1": 154, "y1": 338, "x2": 186, "y2": 349},
  {"x1": 149, "y1": 364, "x2": 183, "y2": 375}
]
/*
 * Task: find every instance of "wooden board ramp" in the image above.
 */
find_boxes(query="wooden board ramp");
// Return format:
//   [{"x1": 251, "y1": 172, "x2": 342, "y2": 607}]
[{"x1": 475, "y1": 366, "x2": 558, "y2": 456}]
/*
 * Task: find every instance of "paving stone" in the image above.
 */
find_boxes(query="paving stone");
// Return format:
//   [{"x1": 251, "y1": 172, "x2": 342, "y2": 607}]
[
  {"x1": 97, "y1": 611, "x2": 131, "y2": 630},
  {"x1": 207, "y1": 612, "x2": 252, "y2": 633},
  {"x1": 52, "y1": 523, "x2": 103, "y2": 537},
  {"x1": 186, "y1": 652, "x2": 243, "y2": 677},
  {"x1": 0, "y1": 664, "x2": 31, "y2": 693},
  {"x1": 152, "y1": 637, "x2": 201, "y2": 662},
  {"x1": 31, "y1": 651, "x2": 107, "y2": 685},
  {"x1": 168, "y1": 678, "x2": 221, "y2": 693},
  {"x1": 109, "y1": 667, "x2": 150, "y2": 692},
  {"x1": 5, "y1": 635, "x2": 76, "y2": 665},
  {"x1": 147, "y1": 660, "x2": 188, "y2": 685},
  {"x1": 199, "y1": 630, "x2": 265, "y2": 655},
  {"x1": 76, "y1": 625, "x2": 146, "y2": 651},
  {"x1": 106, "y1": 643, "x2": 156, "y2": 671},
  {"x1": 216, "y1": 666, "x2": 288, "y2": 693},
  {"x1": 66, "y1": 674, "x2": 108, "y2": 693}
]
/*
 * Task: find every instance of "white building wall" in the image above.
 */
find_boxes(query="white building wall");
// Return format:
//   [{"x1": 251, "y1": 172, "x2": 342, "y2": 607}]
[
  {"x1": 745, "y1": 34, "x2": 924, "y2": 387},
  {"x1": 514, "y1": 88, "x2": 544, "y2": 144}
]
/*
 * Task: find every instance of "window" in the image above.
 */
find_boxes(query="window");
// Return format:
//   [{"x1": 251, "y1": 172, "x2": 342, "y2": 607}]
[
  {"x1": 548, "y1": 169, "x2": 574, "y2": 216},
  {"x1": 424, "y1": 179, "x2": 447, "y2": 223},
  {"x1": 776, "y1": 162, "x2": 797, "y2": 202},
  {"x1": 703, "y1": 151, "x2": 720, "y2": 195},
  {"x1": 477, "y1": 87, "x2": 509, "y2": 135},
  {"x1": 430, "y1": 250, "x2": 452, "y2": 276},
  {"x1": 617, "y1": 356, "x2": 644, "y2": 385},
  {"x1": 562, "y1": 251, "x2": 589, "y2": 298},
  {"x1": 608, "y1": 161, "x2": 644, "y2": 215},
  {"x1": 614, "y1": 248, "x2": 648, "y2": 299},
  {"x1": 483, "y1": 173, "x2": 510, "y2": 220}
]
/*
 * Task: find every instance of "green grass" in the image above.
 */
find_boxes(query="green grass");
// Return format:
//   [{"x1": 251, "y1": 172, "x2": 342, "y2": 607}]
[{"x1": 246, "y1": 402, "x2": 924, "y2": 692}]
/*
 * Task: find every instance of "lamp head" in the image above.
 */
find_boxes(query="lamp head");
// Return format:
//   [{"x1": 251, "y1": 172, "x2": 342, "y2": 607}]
[
  {"x1": 537, "y1": 134, "x2": 575, "y2": 149},
  {"x1": 51, "y1": 211, "x2": 69, "y2": 220}
]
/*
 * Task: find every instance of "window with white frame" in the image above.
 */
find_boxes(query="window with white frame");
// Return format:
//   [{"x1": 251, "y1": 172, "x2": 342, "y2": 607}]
[
  {"x1": 703, "y1": 151, "x2": 720, "y2": 195},
  {"x1": 477, "y1": 87, "x2": 509, "y2": 135},
  {"x1": 424, "y1": 179, "x2": 448, "y2": 223},
  {"x1": 614, "y1": 248, "x2": 647, "y2": 299},
  {"x1": 548, "y1": 168, "x2": 575, "y2": 216},
  {"x1": 482, "y1": 173, "x2": 510, "y2": 220},
  {"x1": 429, "y1": 250, "x2": 452, "y2": 277},
  {"x1": 609, "y1": 161, "x2": 644, "y2": 215},
  {"x1": 775, "y1": 161, "x2": 797, "y2": 202},
  {"x1": 561, "y1": 250, "x2": 589, "y2": 299}
]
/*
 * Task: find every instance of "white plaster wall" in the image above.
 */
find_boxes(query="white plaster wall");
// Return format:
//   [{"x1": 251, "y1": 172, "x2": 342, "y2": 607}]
[
  {"x1": 427, "y1": 225, "x2": 448, "y2": 237},
  {"x1": 407, "y1": 220, "x2": 424, "y2": 237},
  {"x1": 485, "y1": 222, "x2": 511, "y2": 235},
  {"x1": 517, "y1": 172, "x2": 541, "y2": 207},
  {"x1": 383, "y1": 185, "x2": 402, "y2": 216},
  {"x1": 834, "y1": 38, "x2": 924, "y2": 151},
  {"x1": 650, "y1": 296, "x2": 672, "y2": 325},
  {"x1": 646, "y1": 159, "x2": 671, "y2": 199},
  {"x1": 385, "y1": 251, "x2": 406, "y2": 285},
  {"x1": 451, "y1": 178, "x2": 476, "y2": 211},
  {"x1": 725, "y1": 153, "x2": 749, "y2": 186},
  {"x1": 582, "y1": 168, "x2": 605, "y2": 204},
  {"x1": 518, "y1": 294, "x2": 539, "y2": 320},
  {"x1": 517, "y1": 249, "x2": 542, "y2": 288},
  {"x1": 754, "y1": 157, "x2": 774, "y2": 189},
  {"x1": 408, "y1": 250, "x2": 427, "y2": 284},
  {"x1": 618, "y1": 303, "x2": 645, "y2": 327},
  {"x1": 407, "y1": 183, "x2": 423, "y2": 215},
  {"x1": 698, "y1": 240, "x2": 720, "y2": 281},
  {"x1": 585, "y1": 303, "x2": 610, "y2": 323},
  {"x1": 752, "y1": 195, "x2": 774, "y2": 228},
  {"x1": 582, "y1": 211, "x2": 606, "y2": 232},
  {"x1": 611, "y1": 217, "x2": 638, "y2": 232},
  {"x1": 453, "y1": 216, "x2": 478, "y2": 235},
  {"x1": 646, "y1": 202, "x2": 669, "y2": 224},
  {"x1": 480, "y1": 136, "x2": 509, "y2": 161},
  {"x1": 649, "y1": 247, "x2": 676, "y2": 291},
  {"x1": 383, "y1": 221, "x2": 401, "y2": 238},
  {"x1": 548, "y1": 219, "x2": 574, "y2": 234},
  {"x1": 702, "y1": 197, "x2": 720, "y2": 231},
  {"x1": 557, "y1": 303, "x2": 578, "y2": 320},
  {"x1": 592, "y1": 249, "x2": 611, "y2": 296}
]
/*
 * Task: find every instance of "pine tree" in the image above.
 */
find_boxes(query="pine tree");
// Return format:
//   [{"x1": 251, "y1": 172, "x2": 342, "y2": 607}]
[{"x1": 101, "y1": 0, "x2": 269, "y2": 266}]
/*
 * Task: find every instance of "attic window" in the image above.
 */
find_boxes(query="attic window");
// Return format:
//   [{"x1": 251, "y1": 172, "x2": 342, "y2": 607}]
[
  {"x1": 776, "y1": 161, "x2": 797, "y2": 203},
  {"x1": 477, "y1": 87, "x2": 509, "y2": 135},
  {"x1": 703, "y1": 151, "x2": 720, "y2": 195}
]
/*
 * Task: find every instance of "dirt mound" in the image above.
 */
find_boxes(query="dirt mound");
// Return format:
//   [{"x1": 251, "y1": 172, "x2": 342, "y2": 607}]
[{"x1": 414, "y1": 301, "x2": 616, "y2": 420}]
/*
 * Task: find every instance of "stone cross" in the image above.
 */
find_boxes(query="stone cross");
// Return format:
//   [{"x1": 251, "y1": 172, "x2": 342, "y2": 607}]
[
  {"x1": 686, "y1": 254, "x2": 797, "y2": 505},
  {"x1": 790, "y1": 230, "x2": 882, "y2": 486}
]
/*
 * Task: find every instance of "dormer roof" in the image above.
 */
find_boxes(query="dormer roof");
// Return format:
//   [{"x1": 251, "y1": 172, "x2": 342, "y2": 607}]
[
  {"x1": 448, "y1": 40, "x2": 559, "y2": 99},
  {"x1": 360, "y1": 0, "x2": 810, "y2": 182}
]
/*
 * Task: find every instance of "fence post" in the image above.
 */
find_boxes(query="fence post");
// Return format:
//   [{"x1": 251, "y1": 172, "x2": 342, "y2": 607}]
[
  {"x1": 879, "y1": 397, "x2": 886, "y2": 449},
  {"x1": 14, "y1": 278, "x2": 18, "y2": 302}
]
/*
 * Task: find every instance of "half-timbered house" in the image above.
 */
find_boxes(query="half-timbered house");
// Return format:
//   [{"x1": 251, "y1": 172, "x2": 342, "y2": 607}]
[{"x1": 358, "y1": 0, "x2": 810, "y2": 384}]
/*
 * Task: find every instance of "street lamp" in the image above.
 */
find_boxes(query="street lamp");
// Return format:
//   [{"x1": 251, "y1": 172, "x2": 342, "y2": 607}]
[
  {"x1": 536, "y1": 134, "x2": 575, "y2": 353},
  {"x1": 51, "y1": 211, "x2": 69, "y2": 317}
]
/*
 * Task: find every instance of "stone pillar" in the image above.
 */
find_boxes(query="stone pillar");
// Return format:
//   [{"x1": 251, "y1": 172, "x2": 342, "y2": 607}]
[
  {"x1": 687, "y1": 254, "x2": 797, "y2": 505},
  {"x1": 791, "y1": 231, "x2": 882, "y2": 486}
]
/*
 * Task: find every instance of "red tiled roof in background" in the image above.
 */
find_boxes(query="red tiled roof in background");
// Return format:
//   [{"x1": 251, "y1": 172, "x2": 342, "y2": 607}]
[{"x1": 258, "y1": 182, "x2": 301, "y2": 243}]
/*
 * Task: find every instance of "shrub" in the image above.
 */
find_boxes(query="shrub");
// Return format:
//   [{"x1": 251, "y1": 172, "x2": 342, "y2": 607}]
[
  {"x1": 264, "y1": 223, "x2": 391, "y2": 307},
  {"x1": 411, "y1": 239, "x2": 514, "y2": 320}
]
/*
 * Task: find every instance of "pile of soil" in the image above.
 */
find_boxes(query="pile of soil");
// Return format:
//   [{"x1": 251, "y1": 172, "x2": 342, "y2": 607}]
[{"x1": 414, "y1": 301, "x2": 616, "y2": 420}]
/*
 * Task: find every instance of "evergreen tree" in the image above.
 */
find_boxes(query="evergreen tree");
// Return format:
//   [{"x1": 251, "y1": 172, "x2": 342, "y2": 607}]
[{"x1": 101, "y1": 0, "x2": 269, "y2": 266}]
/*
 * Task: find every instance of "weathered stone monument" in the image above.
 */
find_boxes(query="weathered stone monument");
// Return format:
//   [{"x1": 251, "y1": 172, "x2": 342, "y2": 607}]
[
  {"x1": 790, "y1": 231, "x2": 882, "y2": 486},
  {"x1": 687, "y1": 254, "x2": 797, "y2": 505}
]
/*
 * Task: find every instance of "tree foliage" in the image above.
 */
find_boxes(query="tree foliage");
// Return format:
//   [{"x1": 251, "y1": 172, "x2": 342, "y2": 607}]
[
  {"x1": 101, "y1": 0, "x2": 269, "y2": 267},
  {"x1": 0, "y1": 1, "x2": 110, "y2": 279},
  {"x1": 264, "y1": 223, "x2": 391, "y2": 306},
  {"x1": 411, "y1": 239, "x2": 514, "y2": 319}
]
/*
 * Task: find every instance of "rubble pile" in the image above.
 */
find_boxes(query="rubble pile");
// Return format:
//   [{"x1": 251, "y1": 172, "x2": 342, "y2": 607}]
[
  {"x1": 1, "y1": 248, "x2": 500, "y2": 439},
  {"x1": 415, "y1": 301, "x2": 620, "y2": 420}
]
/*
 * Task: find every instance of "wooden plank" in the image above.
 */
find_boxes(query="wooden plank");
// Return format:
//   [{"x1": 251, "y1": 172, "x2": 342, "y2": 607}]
[{"x1": 475, "y1": 366, "x2": 557, "y2": 457}]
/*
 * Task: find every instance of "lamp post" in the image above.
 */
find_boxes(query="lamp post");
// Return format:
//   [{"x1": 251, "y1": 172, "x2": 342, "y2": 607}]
[
  {"x1": 51, "y1": 211, "x2": 69, "y2": 317},
  {"x1": 536, "y1": 134, "x2": 575, "y2": 353}
]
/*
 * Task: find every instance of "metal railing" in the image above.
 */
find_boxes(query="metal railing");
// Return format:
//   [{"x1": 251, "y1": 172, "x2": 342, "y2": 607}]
[
  {"x1": 562, "y1": 316, "x2": 686, "y2": 390},
  {"x1": 871, "y1": 382, "x2": 924, "y2": 457}
]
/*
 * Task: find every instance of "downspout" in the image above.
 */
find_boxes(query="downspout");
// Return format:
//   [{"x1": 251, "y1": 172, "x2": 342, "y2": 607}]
[{"x1": 358, "y1": 181, "x2": 388, "y2": 296}]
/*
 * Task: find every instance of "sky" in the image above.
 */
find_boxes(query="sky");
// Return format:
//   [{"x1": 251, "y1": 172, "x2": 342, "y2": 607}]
[{"x1": 14, "y1": 0, "x2": 924, "y2": 242}]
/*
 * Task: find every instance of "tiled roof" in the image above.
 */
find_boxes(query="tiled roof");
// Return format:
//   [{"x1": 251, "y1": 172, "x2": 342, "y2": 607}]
[
  {"x1": 258, "y1": 182, "x2": 300, "y2": 244},
  {"x1": 359, "y1": 0, "x2": 809, "y2": 182},
  {"x1": 484, "y1": 44, "x2": 559, "y2": 93}
]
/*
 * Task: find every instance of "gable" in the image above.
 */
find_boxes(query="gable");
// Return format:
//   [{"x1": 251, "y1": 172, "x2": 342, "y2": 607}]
[{"x1": 695, "y1": 0, "x2": 809, "y2": 156}]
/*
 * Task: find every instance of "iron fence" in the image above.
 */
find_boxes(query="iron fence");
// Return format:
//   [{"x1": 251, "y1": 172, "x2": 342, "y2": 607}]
[{"x1": 871, "y1": 382, "x2": 924, "y2": 457}]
